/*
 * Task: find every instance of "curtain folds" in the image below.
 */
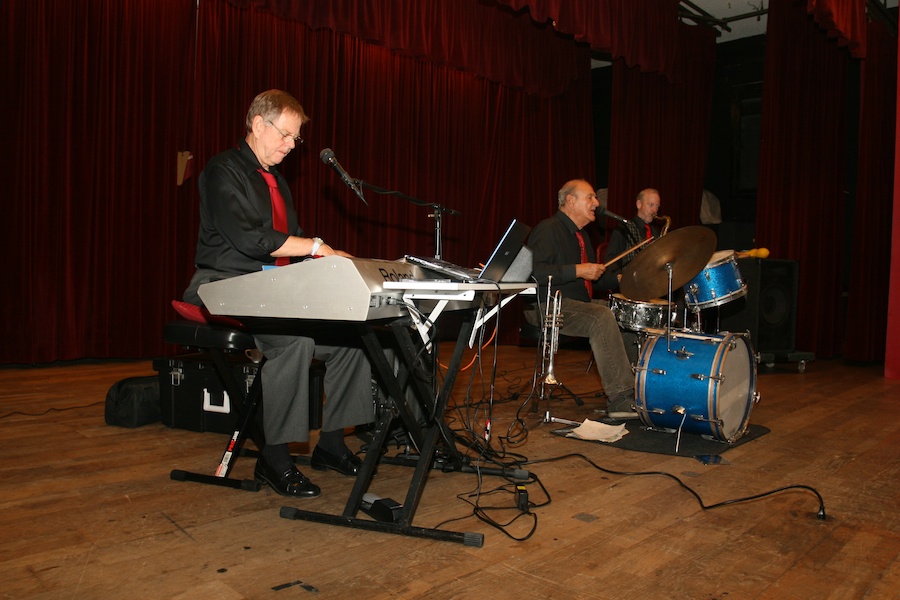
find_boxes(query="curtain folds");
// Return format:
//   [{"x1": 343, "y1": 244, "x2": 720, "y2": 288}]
[
  {"x1": 222, "y1": 0, "x2": 583, "y2": 97},
  {"x1": 807, "y1": 0, "x2": 867, "y2": 58},
  {"x1": 757, "y1": 0, "x2": 851, "y2": 358},
  {"x1": 2, "y1": 0, "x2": 196, "y2": 363},
  {"x1": 844, "y1": 20, "x2": 896, "y2": 361},
  {"x1": 3, "y1": 0, "x2": 596, "y2": 363},
  {"x1": 4, "y1": 0, "x2": 894, "y2": 365},
  {"x1": 607, "y1": 22, "x2": 717, "y2": 229},
  {"x1": 496, "y1": 0, "x2": 682, "y2": 78}
]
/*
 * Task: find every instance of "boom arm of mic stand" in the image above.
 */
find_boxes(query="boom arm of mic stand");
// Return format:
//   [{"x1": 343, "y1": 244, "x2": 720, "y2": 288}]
[{"x1": 355, "y1": 181, "x2": 462, "y2": 259}]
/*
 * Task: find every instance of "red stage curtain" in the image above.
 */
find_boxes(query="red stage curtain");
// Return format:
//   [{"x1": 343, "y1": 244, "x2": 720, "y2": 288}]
[
  {"x1": 889, "y1": 29, "x2": 900, "y2": 377},
  {"x1": 757, "y1": 0, "x2": 851, "y2": 358},
  {"x1": 1, "y1": 0, "x2": 196, "y2": 363},
  {"x1": 497, "y1": 0, "x2": 681, "y2": 78},
  {"x1": 606, "y1": 22, "x2": 717, "y2": 230},
  {"x1": 1, "y1": 0, "x2": 596, "y2": 363},
  {"x1": 222, "y1": 0, "x2": 583, "y2": 97},
  {"x1": 807, "y1": 0, "x2": 867, "y2": 58},
  {"x1": 844, "y1": 20, "x2": 896, "y2": 361}
]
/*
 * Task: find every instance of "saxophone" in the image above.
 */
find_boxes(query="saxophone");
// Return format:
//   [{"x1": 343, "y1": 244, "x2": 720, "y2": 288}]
[{"x1": 657, "y1": 215, "x2": 671, "y2": 236}]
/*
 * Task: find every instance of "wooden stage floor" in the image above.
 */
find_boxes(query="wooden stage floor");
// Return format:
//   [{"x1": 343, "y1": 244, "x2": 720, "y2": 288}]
[{"x1": 0, "y1": 343, "x2": 897, "y2": 599}]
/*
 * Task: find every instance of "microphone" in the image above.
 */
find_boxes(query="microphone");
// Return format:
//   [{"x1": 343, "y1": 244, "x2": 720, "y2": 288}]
[
  {"x1": 596, "y1": 205, "x2": 629, "y2": 225},
  {"x1": 320, "y1": 148, "x2": 367, "y2": 205}
]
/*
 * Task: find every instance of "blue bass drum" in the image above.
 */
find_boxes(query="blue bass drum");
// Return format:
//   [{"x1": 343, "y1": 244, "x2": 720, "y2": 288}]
[
  {"x1": 635, "y1": 330, "x2": 758, "y2": 443},
  {"x1": 685, "y1": 250, "x2": 748, "y2": 309}
]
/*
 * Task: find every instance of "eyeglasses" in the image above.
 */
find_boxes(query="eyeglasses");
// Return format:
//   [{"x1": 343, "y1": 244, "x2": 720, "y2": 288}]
[{"x1": 265, "y1": 120, "x2": 303, "y2": 144}]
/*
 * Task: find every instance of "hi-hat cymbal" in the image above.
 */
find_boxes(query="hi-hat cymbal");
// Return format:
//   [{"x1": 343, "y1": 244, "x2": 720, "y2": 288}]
[{"x1": 619, "y1": 226, "x2": 717, "y2": 301}]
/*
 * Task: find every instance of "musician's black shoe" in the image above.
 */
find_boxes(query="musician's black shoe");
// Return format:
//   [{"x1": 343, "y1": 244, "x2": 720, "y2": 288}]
[
  {"x1": 254, "y1": 457, "x2": 321, "y2": 498},
  {"x1": 310, "y1": 446, "x2": 363, "y2": 477},
  {"x1": 604, "y1": 392, "x2": 640, "y2": 421}
]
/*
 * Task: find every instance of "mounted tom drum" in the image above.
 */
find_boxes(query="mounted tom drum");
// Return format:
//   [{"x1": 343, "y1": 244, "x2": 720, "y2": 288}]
[{"x1": 685, "y1": 250, "x2": 748, "y2": 310}]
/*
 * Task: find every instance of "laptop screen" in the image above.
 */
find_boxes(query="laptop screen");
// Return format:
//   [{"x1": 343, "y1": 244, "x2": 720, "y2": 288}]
[
  {"x1": 403, "y1": 218, "x2": 531, "y2": 283},
  {"x1": 478, "y1": 219, "x2": 532, "y2": 282}
]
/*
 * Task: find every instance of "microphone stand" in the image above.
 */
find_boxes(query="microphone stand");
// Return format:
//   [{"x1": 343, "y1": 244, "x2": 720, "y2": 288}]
[{"x1": 356, "y1": 180, "x2": 461, "y2": 259}]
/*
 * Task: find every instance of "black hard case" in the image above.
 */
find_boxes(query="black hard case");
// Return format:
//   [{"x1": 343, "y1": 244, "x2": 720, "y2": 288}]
[{"x1": 153, "y1": 353, "x2": 324, "y2": 433}]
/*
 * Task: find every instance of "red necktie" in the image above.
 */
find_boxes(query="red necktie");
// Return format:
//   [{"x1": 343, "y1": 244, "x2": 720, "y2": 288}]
[
  {"x1": 258, "y1": 169, "x2": 290, "y2": 266},
  {"x1": 645, "y1": 223, "x2": 653, "y2": 239},
  {"x1": 575, "y1": 230, "x2": 593, "y2": 299}
]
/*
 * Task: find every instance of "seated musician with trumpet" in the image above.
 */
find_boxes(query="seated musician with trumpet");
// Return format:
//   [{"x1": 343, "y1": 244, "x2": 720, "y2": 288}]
[{"x1": 525, "y1": 179, "x2": 639, "y2": 420}]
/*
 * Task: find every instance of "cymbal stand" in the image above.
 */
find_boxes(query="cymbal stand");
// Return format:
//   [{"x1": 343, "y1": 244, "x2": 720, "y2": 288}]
[{"x1": 665, "y1": 262, "x2": 675, "y2": 351}]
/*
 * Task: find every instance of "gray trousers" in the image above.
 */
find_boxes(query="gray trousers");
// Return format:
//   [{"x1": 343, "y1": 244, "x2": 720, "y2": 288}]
[
  {"x1": 184, "y1": 271, "x2": 374, "y2": 445},
  {"x1": 254, "y1": 333, "x2": 374, "y2": 445},
  {"x1": 526, "y1": 298, "x2": 635, "y2": 399}
]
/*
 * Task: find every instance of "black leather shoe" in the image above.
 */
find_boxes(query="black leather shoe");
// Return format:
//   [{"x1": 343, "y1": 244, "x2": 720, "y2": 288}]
[
  {"x1": 310, "y1": 446, "x2": 363, "y2": 477},
  {"x1": 254, "y1": 457, "x2": 321, "y2": 498}
]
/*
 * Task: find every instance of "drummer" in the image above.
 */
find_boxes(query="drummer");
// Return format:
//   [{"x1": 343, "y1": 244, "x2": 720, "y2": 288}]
[
  {"x1": 525, "y1": 179, "x2": 638, "y2": 420},
  {"x1": 598, "y1": 188, "x2": 665, "y2": 364}
]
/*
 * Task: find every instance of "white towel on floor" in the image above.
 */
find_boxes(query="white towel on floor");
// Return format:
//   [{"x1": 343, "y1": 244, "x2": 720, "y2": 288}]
[{"x1": 566, "y1": 419, "x2": 629, "y2": 443}]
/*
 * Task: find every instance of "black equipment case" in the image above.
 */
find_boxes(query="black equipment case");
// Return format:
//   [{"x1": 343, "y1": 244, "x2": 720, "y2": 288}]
[
  {"x1": 104, "y1": 375, "x2": 161, "y2": 428},
  {"x1": 153, "y1": 352, "x2": 324, "y2": 434}
]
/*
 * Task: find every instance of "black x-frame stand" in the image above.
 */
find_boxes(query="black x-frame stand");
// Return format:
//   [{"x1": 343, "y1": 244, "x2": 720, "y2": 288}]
[{"x1": 279, "y1": 294, "x2": 530, "y2": 547}]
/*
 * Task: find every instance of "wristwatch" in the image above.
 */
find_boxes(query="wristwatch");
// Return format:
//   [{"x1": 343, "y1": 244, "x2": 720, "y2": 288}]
[{"x1": 310, "y1": 237, "x2": 324, "y2": 256}]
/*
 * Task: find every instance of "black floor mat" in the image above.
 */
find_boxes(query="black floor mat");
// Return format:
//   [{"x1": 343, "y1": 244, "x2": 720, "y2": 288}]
[{"x1": 552, "y1": 422, "x2": 770, "y2": 458}]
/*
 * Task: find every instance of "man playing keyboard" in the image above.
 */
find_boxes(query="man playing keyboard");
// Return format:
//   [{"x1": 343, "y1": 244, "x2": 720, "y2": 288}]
[{"x1": 183, "y1": 90, "x2": 375, "y2": 497}]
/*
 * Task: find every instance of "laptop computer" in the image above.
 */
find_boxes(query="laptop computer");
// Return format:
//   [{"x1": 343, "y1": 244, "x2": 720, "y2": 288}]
[{"x1": 405, "y1": 219, "x2": 532, "y2": 283}]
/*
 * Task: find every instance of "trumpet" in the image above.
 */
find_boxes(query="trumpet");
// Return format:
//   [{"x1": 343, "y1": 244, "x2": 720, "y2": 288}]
[{"x1": 541, "y1": 278, "x2": 564, "y2": 385}]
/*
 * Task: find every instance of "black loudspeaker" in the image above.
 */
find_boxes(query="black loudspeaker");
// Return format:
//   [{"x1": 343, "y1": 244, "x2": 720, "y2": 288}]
[{"x1": 718, "y1": 258, "x2": 798, "y2": 355}]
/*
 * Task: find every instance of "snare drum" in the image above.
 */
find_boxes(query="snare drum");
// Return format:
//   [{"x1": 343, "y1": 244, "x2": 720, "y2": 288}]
[
  {"x1": 609, "y1": 293, "x2": 678, "y2": 332},
  {"x1": 635, "y1": 330, "x2": 757, "y2": 443},
  {"x1": 685, "y1": 250, "x2": 748, "y2": 309}
]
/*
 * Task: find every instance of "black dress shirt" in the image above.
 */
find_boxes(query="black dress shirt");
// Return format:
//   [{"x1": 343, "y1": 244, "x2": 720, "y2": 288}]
[
  {"x1": 527, "y1": 210, "x2": 595, "y2": 303},
  {"x1": 193, "y1": 139, "x2": 304, "y2": 276}
]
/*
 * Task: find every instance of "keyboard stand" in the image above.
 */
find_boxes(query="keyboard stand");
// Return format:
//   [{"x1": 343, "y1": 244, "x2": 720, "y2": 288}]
[{"x1": 279, "y1": 284, "x2": 534, "y2": 546}]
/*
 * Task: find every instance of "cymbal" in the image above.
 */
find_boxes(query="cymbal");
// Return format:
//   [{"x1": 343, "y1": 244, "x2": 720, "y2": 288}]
[{"x1": 619, "y1": 226, "x2": 717, "y2": 301}]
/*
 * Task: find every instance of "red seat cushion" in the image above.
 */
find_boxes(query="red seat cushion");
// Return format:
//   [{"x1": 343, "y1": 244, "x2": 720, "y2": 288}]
[{"x1": 171, "y1": 300, "x2": 245, "y2": 330}]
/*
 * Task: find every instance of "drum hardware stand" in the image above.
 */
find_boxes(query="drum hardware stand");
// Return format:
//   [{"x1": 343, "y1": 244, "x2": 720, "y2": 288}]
[
  {"x1": 664, "y1": 262, "x2": 677, "y2": 351},
  {"x1": 688, "y1": 303, "x2": 726, "y2": 335},
  {"x1": 542, "y1": 410, "x2": 583, "y2": 427},
  {"x1": 688, "y1": 303, "x2": 703, "y2": 332},
  {"x1": 634, "y1": 331, "x2": 650, "y2": 365}
]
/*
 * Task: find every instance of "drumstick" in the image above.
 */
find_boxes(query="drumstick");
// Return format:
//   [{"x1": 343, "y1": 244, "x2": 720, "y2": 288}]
[{"x1": 603, "y1": 238, "x2": 654, "y2": 268}]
